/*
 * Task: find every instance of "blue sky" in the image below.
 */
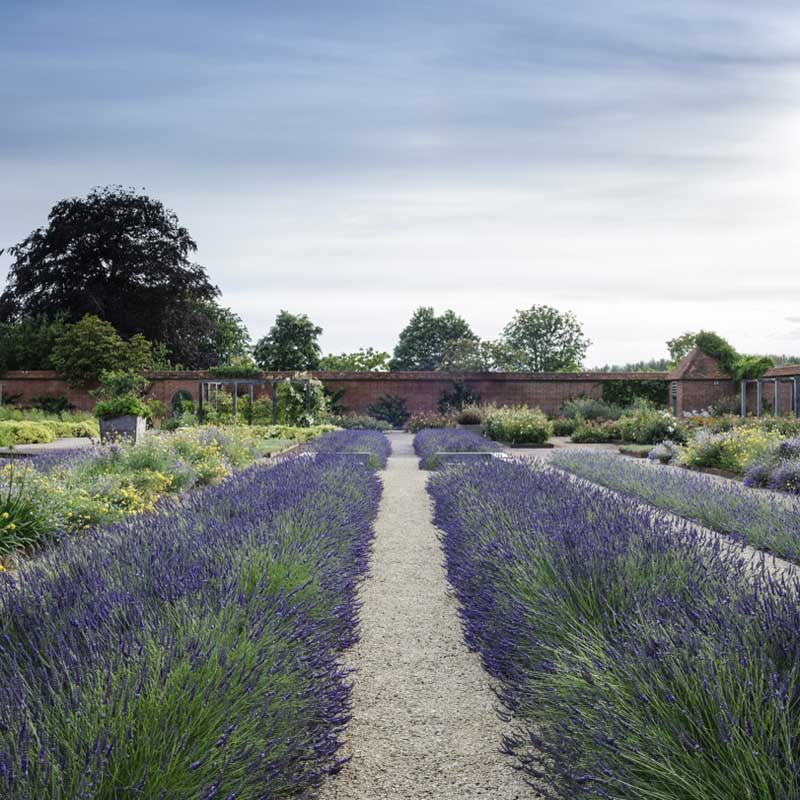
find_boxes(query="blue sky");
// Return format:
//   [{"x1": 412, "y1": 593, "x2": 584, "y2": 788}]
[{"x1": 2, "y1": 0, "x2": 799, "y2": 364}]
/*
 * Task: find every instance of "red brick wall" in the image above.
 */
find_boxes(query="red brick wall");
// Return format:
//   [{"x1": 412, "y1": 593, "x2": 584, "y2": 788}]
[{"x1": 1, "y1": 369, "x2": 674, "y2": 416}]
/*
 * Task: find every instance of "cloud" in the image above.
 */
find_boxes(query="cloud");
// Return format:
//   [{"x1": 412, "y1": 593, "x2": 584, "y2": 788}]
[{"x1": 1, "y1": 0, "x2": 800, "y2": 365}]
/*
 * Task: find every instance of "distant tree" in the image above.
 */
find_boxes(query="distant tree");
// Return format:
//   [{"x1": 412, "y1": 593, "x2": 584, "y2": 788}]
[
  {"x1": 167, "y1": 301, "x2": 251, "y2": 369},
  {"x1": 0, "y1": 314, "x2": 68, "y2": 372},
  {"x1": 253, "y1": 310, "x2": 322, "y2": 371},
  {"x1": 500, "y1": 305, "x2": 590, "y2": 372},
  {"x1": 390, "y1": 307, "x2": 477, "y2": 371},
  {"x1": 589, "y1": 358, "x2": 671, "y2": 373},
  {"x1": 666, "y1": 332, "x2": 698, "y2": 365},
  {"x1": 0, "y1": 186, "x2": 220, "y2": 365},
  {"x1": 437, "y1": 338, "x2": 528, "y2": 372},
  {"x1": 319, "y1": 347, "x2": 390, "y2": 372}
]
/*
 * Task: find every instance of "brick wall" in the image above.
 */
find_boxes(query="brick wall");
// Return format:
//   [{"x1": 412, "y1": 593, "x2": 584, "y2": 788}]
[{"x1": 1, "y1": 369, "x2": 671, "y2": 416}]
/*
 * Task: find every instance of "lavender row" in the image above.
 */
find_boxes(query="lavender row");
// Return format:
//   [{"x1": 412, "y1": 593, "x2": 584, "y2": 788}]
[
  {"x1": 551, "y1": 449, "x2": 800, "y2": 562},
  {"x1": 413, "y1": 428, "x2": 501, "y2": 470},
  {"x1": 310, "y1": 429, "x2": 392, "y2": 468},
  {"x1": 0, "y1": 454, "x2": 381, "y2": 798},
  {"x1": 429, "y1": 458, "x2": 800, "y2": 799}
]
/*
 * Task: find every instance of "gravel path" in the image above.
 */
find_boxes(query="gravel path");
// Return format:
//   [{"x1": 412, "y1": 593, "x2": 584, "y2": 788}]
[{"x1": 316, "y1": 432, "x2": 538, "y2": 800}]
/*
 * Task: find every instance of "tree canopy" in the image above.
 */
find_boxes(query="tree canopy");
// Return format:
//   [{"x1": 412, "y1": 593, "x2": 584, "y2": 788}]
[
  {"x1": 0, "y1": 186, "x2": 224, "y2": 366},
  {"x1": 319, "y1": 347, "x2": 390, "y2": 372},
  {"x1": 50, "y1": 314, "x2": 158, "y2": 387},
  {"x1": 253, "y1": 311, "x2": 323, "y2": 371},
  {"x1": 500, "y1": 305, "x2": 590, "y2": 372},
  {"x1": 390, "y1": 307, "x2": 477, "y2": 371}
]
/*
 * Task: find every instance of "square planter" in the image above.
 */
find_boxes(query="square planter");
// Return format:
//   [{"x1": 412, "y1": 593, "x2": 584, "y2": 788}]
[{"x1": 99, "y1": 415, "x2": 147, "y2": 444}]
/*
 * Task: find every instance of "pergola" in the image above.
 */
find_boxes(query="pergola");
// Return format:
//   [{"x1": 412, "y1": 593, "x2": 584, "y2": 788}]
[
  {"x1": 198, "y1": 377, "x2": 312, "y2": 425},
  {"x1": 740, "y1": 375, "x2": 800, "y2": 418}
]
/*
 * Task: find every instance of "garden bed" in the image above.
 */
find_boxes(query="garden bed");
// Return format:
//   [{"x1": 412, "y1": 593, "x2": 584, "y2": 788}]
[
  {"x1": 429, "y1": 458, "x2": 800, "y2": 798},
  {"x1": 552, "y1": 449, "x2": 800, "y2": 561},
  {"x1": 0, "y1": 453, "x2": 381, "y2": 798}
]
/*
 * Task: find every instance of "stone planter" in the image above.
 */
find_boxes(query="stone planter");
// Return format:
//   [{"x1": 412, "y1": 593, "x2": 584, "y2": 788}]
[
  {"x1": 457, "y1": 423, "x2": 483, "y2": 435},
  {"x1": 99, "y1": 415, "x2": 147, "y2": 444}
]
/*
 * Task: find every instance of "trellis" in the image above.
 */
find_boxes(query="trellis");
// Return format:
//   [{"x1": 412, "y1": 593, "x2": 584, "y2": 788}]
[
  {"x1": 198, "y1": 378, "x2": 312, "y2": 425},
  {"x1": 740, "y1": 375, "x2": 800, "y2": 418}
]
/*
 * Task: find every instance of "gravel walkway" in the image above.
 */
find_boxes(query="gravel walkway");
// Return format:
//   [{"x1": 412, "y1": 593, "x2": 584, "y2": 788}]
[{"x1": 316, "y1": 432, "x2": 538, "y2": 800}]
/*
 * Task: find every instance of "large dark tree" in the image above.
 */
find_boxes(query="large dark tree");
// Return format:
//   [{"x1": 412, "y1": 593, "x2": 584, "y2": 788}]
[
  {"x1": 0, "y1": 186, "x2": 220, "y2": 366},
  {"x1": 390, "y1": 307, "x2": 477, "y2": 371},
  {"x1": 253, "y1": 310, "x2": 322, "y2": 371}
]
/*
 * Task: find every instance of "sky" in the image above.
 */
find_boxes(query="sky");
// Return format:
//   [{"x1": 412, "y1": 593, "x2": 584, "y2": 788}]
[{"x1": 1, "y1": 0, "x2": 800, "y2": 366}]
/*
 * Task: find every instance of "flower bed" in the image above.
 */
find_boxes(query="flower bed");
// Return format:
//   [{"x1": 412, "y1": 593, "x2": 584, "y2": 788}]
[
  {"x1": 310, "y1": 429, "x2": 392, "y2": 469},
  {"x1": 552, "y1": 449, "x2": 800, "y2": 561},
  {"x1": 0, "y1": 425, "x2": 332, "y2": 559},
  {"x1": 0, "y1": 455, "x2": 380, "y2": 797},
  {"x1": 413, "y1": 428, "x2": 501, "y2": 470},
  {"x1": 483, "y1": 405, "x2": 552, "y2": 445},
  {"x1": 429, "y1": 458, "x2": 800, "y2": 798},
  {"x1": 745, "y1": 436, "x2": 800, "y2": 493}
]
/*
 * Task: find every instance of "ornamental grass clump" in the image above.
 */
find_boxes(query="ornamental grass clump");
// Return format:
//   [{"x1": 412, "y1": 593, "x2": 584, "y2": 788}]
[
  {"x1": 310, "y1": 429, "x2": 392, "y2": 469},
  {"x1": 413, "y1": 427, "x2": 501, "y2": 470},
  {"x1": 0, "y1": 455, "x2": 380, "y2": 798},
  {"x1": 552, "y1": 450, "x2": 800, "y2": 561},
  {"x1": 429, "y1": 458, "x2": 800, "y2": 799}
]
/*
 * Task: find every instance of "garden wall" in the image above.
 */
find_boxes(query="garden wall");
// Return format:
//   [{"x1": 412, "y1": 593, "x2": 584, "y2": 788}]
[
  {"x1": 0, "y1": 368, "x2": 670, "y2": 415},
  {"x1": 5, "y1": 349, "x2": 795, "y2": 417}
]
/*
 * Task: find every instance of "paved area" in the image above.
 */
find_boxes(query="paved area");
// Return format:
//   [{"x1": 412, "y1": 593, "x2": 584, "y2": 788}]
[
  {"x1": 0, "y1": 437, "x2": 95, "y2": 457},
  {"x1": 316, "y1": 432, "x2": 538, "y2": 800}
]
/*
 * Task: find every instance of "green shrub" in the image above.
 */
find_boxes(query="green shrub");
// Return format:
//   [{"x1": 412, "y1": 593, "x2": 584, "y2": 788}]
[
  {"x1": 29, "y1": 395, "x2": 73, "y2": 414},
  {"x1": 616, "y1": 408, "x2": 688, "y2": 445},
  {"x1": 561, "y1": 397, "x2": 623, "y2": 420},
  {"x1": 570, "y1": 418, "x2": 619, "y2": 443},
  {"x1": 367, "y1": 394, "x2": 410, "y2": 428},
  {"x1": 551, "y1": 417, "x2": 577, "y2": 436},
  {"x1": 601, "y1": 379, "x2": 669, "y2": 407},
  {"x1": 41, "y1": 420, "x2": 99, "y2": 439},
  {"x1": 0, "y1": 421, "x2": 56, "y2": 447},
  {"x1": 483, "y1": 406, "x2": 553, "y2": 445},
  {"x1": 93, "y1": 396, "x2": 150, "y2": 420},
  {"x1": 331, "y1": 414, "x2": 391, "y2": 431}
]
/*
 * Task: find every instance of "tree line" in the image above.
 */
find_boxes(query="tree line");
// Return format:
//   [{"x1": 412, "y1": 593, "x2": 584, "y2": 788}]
[{"x1": 2, "y1": 187, "x2": 794, "y2": 383}]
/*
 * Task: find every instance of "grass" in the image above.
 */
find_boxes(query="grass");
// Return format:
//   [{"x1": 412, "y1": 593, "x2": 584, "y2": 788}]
[
  {"x1": 551, "y1": 450, "x2": 800, "y2": 562},
  {"x1": 429, "y1": 458, "x2": 800, "y2": 799}
]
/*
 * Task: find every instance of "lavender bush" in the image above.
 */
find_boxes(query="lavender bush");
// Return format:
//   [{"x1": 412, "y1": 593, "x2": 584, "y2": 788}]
[
  {"x1": 310, "y1": 429, "x2": 392, "y2": 469},
  {"x1": 553, "y1": 450, "x2": 800, "y2": 561},
  {"x1": 0, "y1": 454, "x2": 380, "y2": 798},
  {"x1": 413, "y1": 427, "x2": 501, "y2": 470},
  {"x1": 744, "y1": 436, "x2": 800, "y2": 494},
  {"x1": 429, "y1": 458, "x2": 800, "y2": 798}
]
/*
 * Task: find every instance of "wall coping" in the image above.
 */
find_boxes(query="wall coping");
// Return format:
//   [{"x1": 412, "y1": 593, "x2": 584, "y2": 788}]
[{"x1": 1, "y1": 369, "x2": 672, "y2": 383}]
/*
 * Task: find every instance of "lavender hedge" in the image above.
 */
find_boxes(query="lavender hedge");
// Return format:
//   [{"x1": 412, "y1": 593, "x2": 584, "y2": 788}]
[
  {"x1": 413, "y1": 428, "x2": 501, "y2": 470},
  {"x1": 0, "y1": 454, "x2": 380, "y2": 798},
  {"x1": 310, "y1": 429, "x2": 392, "y2": 469},
  {"x1": 430, "y1": 458, "x2": 800, "y2": 799},
  {"x1": 552, "y1": 449, "x2": 800, "y2": 562}
]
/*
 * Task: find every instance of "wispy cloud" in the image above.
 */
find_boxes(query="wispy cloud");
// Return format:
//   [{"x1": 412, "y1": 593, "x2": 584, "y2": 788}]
[{"x1": 1, "y1": 0, "x2": 799, "y2": 363}]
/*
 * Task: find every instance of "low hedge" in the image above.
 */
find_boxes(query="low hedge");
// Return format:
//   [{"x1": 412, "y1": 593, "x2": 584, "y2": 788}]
[{"x1": 0, "y1": 421, "x2": 56, "y2": 447}]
